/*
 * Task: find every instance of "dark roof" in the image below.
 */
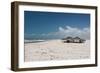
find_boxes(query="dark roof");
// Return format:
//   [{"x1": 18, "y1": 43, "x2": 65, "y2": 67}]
[
  {"x1": 73, "y1": 37, "x2": 81, "y2": 39},
  {"x1": 62, "y1": 36, "x2": 85, "y2": 40},
  {"x1": 62, "y1": 36, "x2": 73, "y2": 40},
  {"x1": 66, "y1": 36, "x2": 73, "y2": 39}
]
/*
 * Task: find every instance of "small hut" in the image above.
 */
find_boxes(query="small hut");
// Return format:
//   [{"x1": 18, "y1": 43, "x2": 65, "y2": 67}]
[
  {"x1": 62, "y1": 36, "x2": 73, "y2": 43},
  {"x1": 73, "y1": 37, "x2": 85, "y2": 43}
]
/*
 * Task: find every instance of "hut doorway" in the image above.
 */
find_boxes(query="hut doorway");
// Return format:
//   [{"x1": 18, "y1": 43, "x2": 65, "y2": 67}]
[{"x1": 67, "y1": 40, "x2": 70, "y2": 43}]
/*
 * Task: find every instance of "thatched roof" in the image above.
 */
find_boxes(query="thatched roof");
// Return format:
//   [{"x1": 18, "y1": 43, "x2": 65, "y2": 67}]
[
  {"x1": 73, "y1": 37, "x2": 81, "y2": 40},
  {"x1": 62, "y1": 36, "x2": 73, "y2": 40}
]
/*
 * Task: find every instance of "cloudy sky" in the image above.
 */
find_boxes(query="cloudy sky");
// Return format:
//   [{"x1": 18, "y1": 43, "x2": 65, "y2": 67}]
[{"x1": 24, "y1": 11, "x2": 90, "y2": 40}]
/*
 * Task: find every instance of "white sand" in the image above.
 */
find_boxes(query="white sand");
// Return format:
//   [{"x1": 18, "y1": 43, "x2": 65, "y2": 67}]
[{"x1": 24, "y1": 40, "x2": 90, "y2": 62}]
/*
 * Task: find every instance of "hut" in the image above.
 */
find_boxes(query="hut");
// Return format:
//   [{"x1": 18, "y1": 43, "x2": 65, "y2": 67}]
[
  {"x1": 73, "y1": 37, "x2": 85, "y2": 43},
  {"x1": 62, "y1": 36, "x2": 73, "y2": 43}
]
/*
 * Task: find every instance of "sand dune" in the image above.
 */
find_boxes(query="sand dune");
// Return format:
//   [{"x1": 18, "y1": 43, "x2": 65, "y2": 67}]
[{"x1": 24, "y1": 40, "x2": 90, "y2": 62}]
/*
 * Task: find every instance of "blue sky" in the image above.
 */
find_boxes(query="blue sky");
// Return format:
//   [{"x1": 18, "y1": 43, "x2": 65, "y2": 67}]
[{"x1": 24, "y1": 11, "x2": 90, "y2": 40}]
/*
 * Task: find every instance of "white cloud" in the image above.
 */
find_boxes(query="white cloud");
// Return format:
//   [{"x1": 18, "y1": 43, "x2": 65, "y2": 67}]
[{"x1": 46, "y1": 26, "x2": 90, "y2": 40}]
